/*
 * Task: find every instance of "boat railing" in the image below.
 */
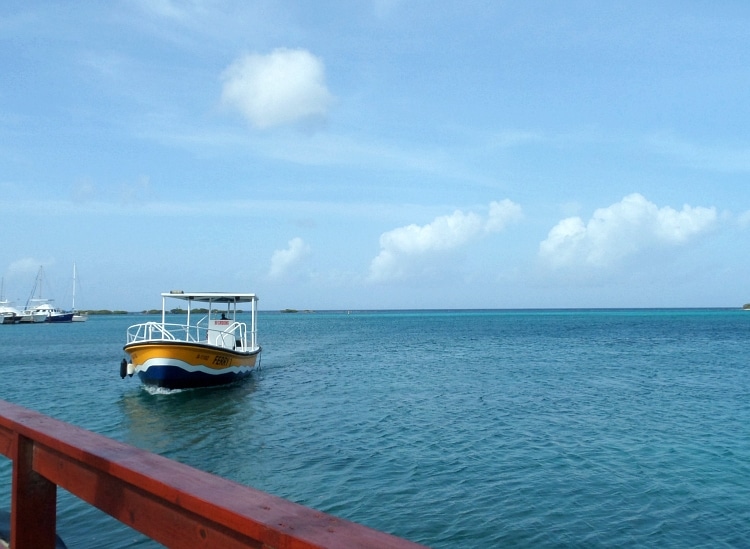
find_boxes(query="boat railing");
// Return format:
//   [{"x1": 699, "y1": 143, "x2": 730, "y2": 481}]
[
  {"x1": 0, "y1": 399, "x2": 424, "y2": 548},
  {"x1": 127, "y1": 320, "x2": 257, "y2": 351},
  {"x1": 204, "y1": 321, "x2": 257, "y2": 351},
  {"x1": 232, "y1": 321, "x2": 249, "y2": 349},
  {"x1": 235, "y1": 321, "x2": 257, "y2": 351},
  {"x1": 126, "y1": 321, "x2": 199, "y2": 344}
]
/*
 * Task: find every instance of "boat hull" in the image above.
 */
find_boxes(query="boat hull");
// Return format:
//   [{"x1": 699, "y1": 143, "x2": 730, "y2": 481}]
[
  {"x1": 20, "y1": 312, "x2": 46, "y2": 323},
  {"x1": 47, "y1": 312, "x2": 74, "y2": 323},
  {"x1": 123, "y1": 341, "x2": 260, "y2": 390}
]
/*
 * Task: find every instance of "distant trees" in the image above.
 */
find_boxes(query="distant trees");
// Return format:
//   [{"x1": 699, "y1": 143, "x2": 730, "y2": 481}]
[{"x1": 81, "y1": 308, "x2": 247, "y2": 315}]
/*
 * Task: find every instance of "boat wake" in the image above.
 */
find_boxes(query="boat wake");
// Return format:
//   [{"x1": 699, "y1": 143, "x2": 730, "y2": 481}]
[
  {"x1": 139, "y1": 374, "x2": 257, "y2": 396},
  {"x1": 141, "y1": 385, "x2": 185, "y2": 396}
]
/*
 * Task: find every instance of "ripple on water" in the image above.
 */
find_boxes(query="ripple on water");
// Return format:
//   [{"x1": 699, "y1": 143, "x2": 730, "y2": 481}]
[{"x1": 0, "y1": 311, "x2": 749, "y2": 547}]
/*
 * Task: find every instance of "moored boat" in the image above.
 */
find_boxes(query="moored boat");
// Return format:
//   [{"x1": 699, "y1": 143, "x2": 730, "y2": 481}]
[
  {"x1": 1, "y1": 313, "x2": 21, "y2": 324},
  {"x1": 0, "y1": 279, "x2": 23, "y2": 324},
  {"x1": 0, "y1": 302, "x2": 22, "y2": 324},
  {"x1": 19, "y1": 306, "x2": 47, "y2": 323},
  {"x1": 21, "y1": 266, "x2": 74, "y2": 323},
  {"x1": 26, "y1": 300, "x2": 75, "y2": 323},
  {"x1": 121, "y1": 291, "x2": 261, "y2": 389}
]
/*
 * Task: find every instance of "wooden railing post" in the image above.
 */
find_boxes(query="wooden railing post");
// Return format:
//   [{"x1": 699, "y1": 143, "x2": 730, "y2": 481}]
[{"x1": 11, "y1": 433, "x2": 58, "y2": 548}]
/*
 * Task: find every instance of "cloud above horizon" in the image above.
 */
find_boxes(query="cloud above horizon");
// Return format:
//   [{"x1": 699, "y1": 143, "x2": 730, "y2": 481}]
[
  {"x1": 369, "y1": 199, "x2": 522, "y2": 282},
  {"x1": 220, "y1": 48, "x2": 334, "y2": 129},
  {"x1": 269, "y1": 237, "x2": 311, "y2": 279},
  {"x1": 539, "y1": 193, "x2": 717, "y2": 269},
  {"x1": 7, "y1": 257, "x2": 51, "y2": 279}
]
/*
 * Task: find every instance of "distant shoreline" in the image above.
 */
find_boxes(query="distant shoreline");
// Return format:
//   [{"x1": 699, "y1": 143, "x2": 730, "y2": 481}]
[{"x1": 82, "y1": 306, "x2": 747, "y2": 315}]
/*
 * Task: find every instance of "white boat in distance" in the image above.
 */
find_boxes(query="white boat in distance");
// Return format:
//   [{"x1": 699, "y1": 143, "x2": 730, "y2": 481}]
[
  {"x1": 121, "y1": 291, "x2": 261, "y2": 389},
  {"x1": 0, "y1": 278, "x2": 22, "y2": 324},
  {"x1": 21, "y1": 267, "x2": 74, "y2": 323},
  {"x1": 24, "y1": 300, "x2": 74, "y2": 323},
  {"x1": 0, "y1": 301, "x2": 22, "y2": 324},
  {"x1": 19, "y1": 307, "x2": 47, "y2": 323}
]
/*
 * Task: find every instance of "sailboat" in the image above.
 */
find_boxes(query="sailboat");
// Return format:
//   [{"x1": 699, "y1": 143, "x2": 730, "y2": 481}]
[
  {"x1": 71, "y1": 263, "x2": 87, "y2": 322},
  {"x1": 21, "y1": 266, "x2": 74, "y2": 323}
]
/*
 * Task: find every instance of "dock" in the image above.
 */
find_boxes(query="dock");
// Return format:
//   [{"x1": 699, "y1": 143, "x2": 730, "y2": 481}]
[{"x1": 0, "y1": 399, "x2": 426, "y2": 548}]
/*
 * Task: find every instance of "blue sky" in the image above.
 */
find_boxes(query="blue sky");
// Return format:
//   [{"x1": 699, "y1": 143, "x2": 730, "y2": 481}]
[{"x1": 2, "y1": 1, "x2": 749, "y2": 311}]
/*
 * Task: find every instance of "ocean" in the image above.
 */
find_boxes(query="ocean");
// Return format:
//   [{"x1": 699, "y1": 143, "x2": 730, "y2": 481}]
[{"x1": 0, "y1": 309, "x2": 748, "y2": 547}]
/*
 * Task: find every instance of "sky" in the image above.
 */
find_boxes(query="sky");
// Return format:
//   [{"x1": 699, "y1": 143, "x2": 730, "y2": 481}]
[{"x1": 2, "y1": 1, "x2": 750, "y2": 311}]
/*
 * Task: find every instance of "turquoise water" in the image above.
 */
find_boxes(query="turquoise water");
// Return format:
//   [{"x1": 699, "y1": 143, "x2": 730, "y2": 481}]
[{"x1": 0, "y1": 309, "x2": 748, "y2": 547}]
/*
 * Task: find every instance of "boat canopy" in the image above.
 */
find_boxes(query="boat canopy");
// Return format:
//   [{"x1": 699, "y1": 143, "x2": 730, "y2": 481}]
[{"x1": 161, "y1": 291, "x2": 258, "y2": 304}]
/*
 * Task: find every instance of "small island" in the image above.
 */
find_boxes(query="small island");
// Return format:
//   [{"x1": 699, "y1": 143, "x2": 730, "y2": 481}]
[{"x1": 76, "y1": 310, "x2": 130, "y2": 315}]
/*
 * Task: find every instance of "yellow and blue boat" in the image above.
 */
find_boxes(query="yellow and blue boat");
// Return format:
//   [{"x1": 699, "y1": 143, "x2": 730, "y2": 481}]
[{"x1": 121, "y1": 291, "x2": 261, "y2": 389}]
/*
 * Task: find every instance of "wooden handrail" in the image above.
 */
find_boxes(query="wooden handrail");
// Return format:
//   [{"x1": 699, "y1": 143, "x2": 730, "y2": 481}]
[{"x1": 0, "y1": 400, "x2": 426, "y2": 548}]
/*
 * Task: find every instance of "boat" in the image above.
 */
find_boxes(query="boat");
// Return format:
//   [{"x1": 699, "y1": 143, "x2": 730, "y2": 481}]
[
  {"x1": 0, "y1": 310, "x2": 22, "y2": 324},
  {"x1": 19, "y1": 306, "x2": 47, "y2": 323},
  {"x1": 25, "y1": 300, "x2": 75, "y2": 323},
  {"x1": 21, "y1": 267, "x2": 74, "y2": 323},
  {"x1": 0, "y1": 301, "x2": 22, "y2": 324},
  {"x1": 71, "y1": 263, "x2": 87, "y2": 322},
  {"x1": 0, "y1": 278, "x2": 22, "y2": 324},
  {"x1": 121, "y1": 291, "x2": 261, "y2": 389}
]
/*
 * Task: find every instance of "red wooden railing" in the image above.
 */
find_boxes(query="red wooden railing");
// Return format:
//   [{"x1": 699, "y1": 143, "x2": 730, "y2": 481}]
[{"x1": 0, "y1": 400, "x2": 426, "y2": 548}]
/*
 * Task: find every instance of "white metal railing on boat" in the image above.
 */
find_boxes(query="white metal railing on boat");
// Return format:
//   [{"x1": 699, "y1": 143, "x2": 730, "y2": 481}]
[
  {"x1": 127, "y1": 320, "x2": 258, "y2": 351},
  {"x1": 126, "y1": 322, "x2": 191, "y2": 344},
  {"x1": 207, "y1": 321, "x2": 247, "y2": 350}
]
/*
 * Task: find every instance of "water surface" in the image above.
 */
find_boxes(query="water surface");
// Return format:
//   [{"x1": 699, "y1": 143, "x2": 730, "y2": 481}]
[{"x1": 0, "y1": 309, "x2": 748, "y2": 547}]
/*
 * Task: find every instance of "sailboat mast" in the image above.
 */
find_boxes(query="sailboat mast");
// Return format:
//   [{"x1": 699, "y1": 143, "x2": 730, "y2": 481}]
[
  {"x1": 26, "y1": 267, "x2": 42, "y2": 307},
  {"x1": 72, "y1": 263, "x2": 76, "y2": 310}
]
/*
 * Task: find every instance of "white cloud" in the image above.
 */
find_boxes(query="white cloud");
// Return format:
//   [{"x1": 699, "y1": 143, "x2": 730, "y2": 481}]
[
  {"x1": 4, "y1": 258, "x2": 54, "y2": 295},
  {"x1": 220, "y1": 49, "x2": 334, "y2": 129},
  {"x1": 8, "y1": 258, "x2": 49, "y2": 278},
  {"x1": 539, "y1": 193, "x2": 717, "y2": 269},
  {"x1": 269, "y1": 237, "x2": 311, "y2": 279},
  {"x1": 486, "y1": 199, "x2": 523, "y2": 233},
  {"x1": 369, "y1": 200, "x2": 522, "y2": 281}
]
